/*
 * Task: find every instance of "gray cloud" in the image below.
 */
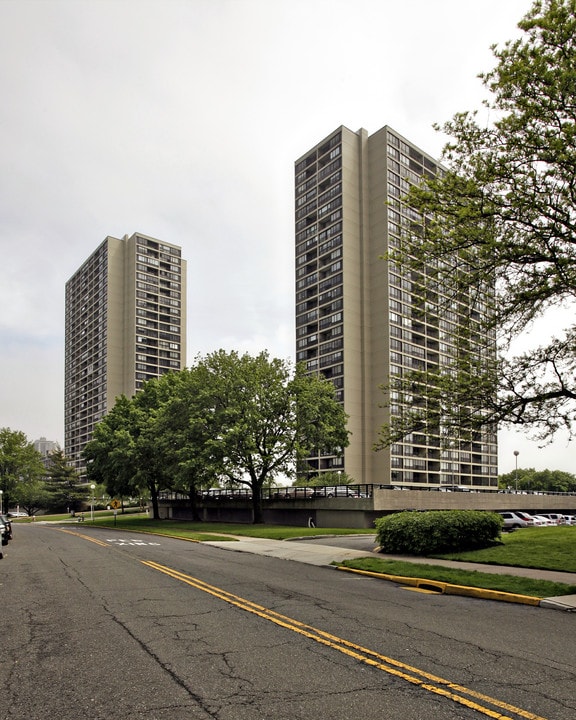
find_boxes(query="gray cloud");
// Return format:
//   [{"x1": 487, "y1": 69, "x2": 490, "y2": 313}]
[{"x1": 2, "y1": 0, "x2": 548, "y2": 474}]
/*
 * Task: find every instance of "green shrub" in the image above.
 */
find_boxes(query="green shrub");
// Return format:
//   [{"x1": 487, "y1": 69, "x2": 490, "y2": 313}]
[{"x1": 374, "y1": 510, "x2": 502, "y2": 555}]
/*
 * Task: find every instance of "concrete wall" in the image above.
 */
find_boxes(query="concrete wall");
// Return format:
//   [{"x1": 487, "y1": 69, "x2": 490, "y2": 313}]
[
  {"x1": 160, "y1": 490, "x2": 575, "y2": 529},
  {"x1": 372, "y1": 489, "x2": 576, "y2": 513}
]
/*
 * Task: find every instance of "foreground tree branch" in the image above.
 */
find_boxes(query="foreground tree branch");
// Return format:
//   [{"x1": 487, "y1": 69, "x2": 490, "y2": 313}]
[{"x1": 380, "y1": 0, "x2": 576, "y2": 446}]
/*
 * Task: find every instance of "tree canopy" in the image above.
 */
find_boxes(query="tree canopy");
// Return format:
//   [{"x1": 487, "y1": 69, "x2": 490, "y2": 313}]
[
  {"x1": 0, "y1": 427, "x2": 45, "y2": 511},
  {"x1": 498, "y1": 467, "x2": 576, "y2": 493},
  {"x1": 43, "y1": 448, "x2": 87, "y2": 513},
  {"x1": 84, "y1": 379, "x2": 178, "y2": 520},
  {"x1": 380, "y1": 0, "x2": 576, "y2": 447},
  {"x1": 84, "y1": 351, "x2": 349, "y2": 523}
]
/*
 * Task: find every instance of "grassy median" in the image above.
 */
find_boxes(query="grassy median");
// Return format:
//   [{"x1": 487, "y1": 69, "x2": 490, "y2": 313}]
[
  {"x1": 87, "y1": 514, "x2": 366, "y2": 540},
  {"x1": 338, "y1": 557, "x2": 576, "y2": 598},
  {"x1": 341, "y1": 526, "x2": 576, "y2": 597},
  {"x1": 431, "y1": 525, "x2": 576, "y2": 572}
]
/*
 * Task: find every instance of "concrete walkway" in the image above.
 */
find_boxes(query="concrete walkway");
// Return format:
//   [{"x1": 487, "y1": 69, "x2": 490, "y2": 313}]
[{"x1": 203, "y1": 535, "x2": 576, "y2": 612}]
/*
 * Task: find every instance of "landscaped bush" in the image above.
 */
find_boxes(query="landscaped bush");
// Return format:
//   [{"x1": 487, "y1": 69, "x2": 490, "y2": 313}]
[{"x1": 374, "y1": 510, "x2": 503, "y2": 555}]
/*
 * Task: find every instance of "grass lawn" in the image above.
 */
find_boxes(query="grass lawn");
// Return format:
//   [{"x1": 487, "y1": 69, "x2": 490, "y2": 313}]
[
  {"x1": 432, "y1": 526, "x2": 576, "y2": 573},
  {"x1": 51, "y1": 513, "x2": 368, "y2": 541},
  {"x1": 338, "y1": 557, "x2": 576, "y2": 598},
  {"x1": 341, "y1": 526, "x2": 576, "y2": 598}
]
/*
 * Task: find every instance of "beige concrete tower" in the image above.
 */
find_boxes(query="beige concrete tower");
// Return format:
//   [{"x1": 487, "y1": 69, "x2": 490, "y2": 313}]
[
  {"x1": 65, "y1": 232, "x2": 187, "y2": 477},
  {"x1": 295, "y1": 126, "x2": 498, "y2": 489}
]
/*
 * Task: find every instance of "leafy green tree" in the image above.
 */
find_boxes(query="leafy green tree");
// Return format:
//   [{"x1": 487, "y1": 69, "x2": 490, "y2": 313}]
[
  {"x1": 84, "y1": 395, "x2": 138, "y2": 503},
  {"x1": 380, "y1": 0, "x2": 576, "y2": 446},
  {"x1": 130, "y1": 373, "x2": 181, "y2": 519},
  {"x1": 11, "y1": 479, "x2": 51, "y2": 517},
  {"x1": 499, "y1": 467, "x2": 576, "y2": 492},
  {"x1": 532, "y1": 469, "x2": 576, "y2": 492},
  {"x1": 154, "y1": 365, "x2": 223, "y2": 521},
  {"x1": 85, "y1": 378, "x2": 178, "y2": 520},
  {"x1": 43, "y1": 448, "x2": 87, "y2": 512},
  {"x1": 498, "y1": 467, "x2": 536, "y2": 492},
  {"x1": 84, "y1": 352, "x2": 349, "y2": 524},
  {"x1": 0, "y1": 427, "x2": 44, "y2": 510},
  {"x1": 295, "y1": 471, "x2": 354, "y2": 487},
  {"x1": 198, "y1": 351, "x2": 349, "y2": 523}
]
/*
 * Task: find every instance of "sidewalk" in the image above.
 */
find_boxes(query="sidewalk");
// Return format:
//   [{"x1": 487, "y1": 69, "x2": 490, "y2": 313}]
[{"x1": 202, "y1": 535, "x2": 576, "y2": 612}]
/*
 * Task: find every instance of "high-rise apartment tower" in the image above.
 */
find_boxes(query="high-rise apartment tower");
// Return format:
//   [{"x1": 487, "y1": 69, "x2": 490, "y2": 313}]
[
  {"x1": 295, "y1": 126, "x2": 498, "y2": 489},
  {"x1": 65, "y1": 232, "x2": 187, "y2": 477}
]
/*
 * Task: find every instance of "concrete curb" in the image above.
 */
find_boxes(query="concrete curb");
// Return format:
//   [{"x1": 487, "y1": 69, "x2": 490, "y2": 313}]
[{"x1": 336, "y1": 566, "x2": 543, "y2": 607}]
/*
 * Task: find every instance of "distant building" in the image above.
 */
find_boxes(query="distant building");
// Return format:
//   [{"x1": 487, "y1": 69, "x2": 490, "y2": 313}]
[
  {"x1": 65, "y1": 232, "x2": 187, "y2": 477},
  {"x1": 33, "y1": 437, "x2": 59, "y2": 457},
  {"x1": 33, "y1": 437, "x2": 60, "y2": 470},
  {"x1": 294, "y1": 125, "x2": 498, "y2": 489}
]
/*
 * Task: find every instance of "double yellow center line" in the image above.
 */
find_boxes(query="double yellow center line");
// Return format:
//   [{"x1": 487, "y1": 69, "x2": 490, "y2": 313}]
[
  {"x1": 143, "y1": 560, "x2": 548, "y2": 720},
  {"x1": 60, "y1": 528, "x2": 110, "y2": 547}
]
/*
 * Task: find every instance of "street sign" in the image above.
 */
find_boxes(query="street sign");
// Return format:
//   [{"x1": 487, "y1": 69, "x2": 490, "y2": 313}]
[{"x1": 110, "y1": 499, "x2": 121, "y2": 509}]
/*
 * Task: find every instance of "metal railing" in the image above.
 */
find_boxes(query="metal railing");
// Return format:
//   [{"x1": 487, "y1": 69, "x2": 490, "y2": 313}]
[{"x1": 158, "y1": 484, "x2": 576, "y2": 503}]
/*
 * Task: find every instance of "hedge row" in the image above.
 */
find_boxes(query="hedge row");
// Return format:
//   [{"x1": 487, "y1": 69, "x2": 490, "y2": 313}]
[{"x1": 374, "y1": 510, "x2": 502, "y2": 555}]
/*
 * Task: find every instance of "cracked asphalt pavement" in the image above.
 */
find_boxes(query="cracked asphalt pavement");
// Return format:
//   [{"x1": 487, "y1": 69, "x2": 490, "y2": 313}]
[{"x1": 1, "y1": 524, "x2": 575, "y2": 720}]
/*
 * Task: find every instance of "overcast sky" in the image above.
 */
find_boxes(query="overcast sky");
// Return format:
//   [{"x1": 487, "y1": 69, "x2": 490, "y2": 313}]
[{"x1": 1, "y1": 0, "x2": 568, "y2": 475}]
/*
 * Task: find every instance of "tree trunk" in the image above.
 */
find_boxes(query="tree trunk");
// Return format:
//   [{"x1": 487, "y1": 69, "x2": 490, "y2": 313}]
[
  {"x1": 188, "y1": 487, "x2": 202, "y2": 522},
  {"x1": 149, "y1": 482, "x2": 161, "y2": 520},
  {"x1": 251, "y1": 489, "x2": 264, "y2": 524}
]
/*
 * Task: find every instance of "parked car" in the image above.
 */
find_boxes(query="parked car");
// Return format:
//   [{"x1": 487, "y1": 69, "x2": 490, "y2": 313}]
[
  {"x1": 439, "y1": 485, "x2": 471, "y2": 492},
  {"x1": 0, "y1": 517, "x2": 9, "y2": 548},
  {"x1": 512, "y1": 511, "x2": 545, "y2": 526},
  {"x1": 271, "y1": 487, "x2": 315, "y2": 499},
  {"x1": 7, "y1": 510, "x2": 27, "y2": 518},
  {"x1": 531, "y1": 514, "x2": 555, "y2": 526},
  {"x1": 497, "y1": 511, "x2": 534, "y2": 529},
  {"x1": 0, "y1": 515, "x2": 13, "y2": 540},
  {"x1": 538, "y1": 513, "x2": 566, "y2": 525},
  {"x1": 563, "y1": 515, "x2": 576, "y2": 525},
  {"x1": 313, "y1": 486, "x2": 361, "y2": 498}
]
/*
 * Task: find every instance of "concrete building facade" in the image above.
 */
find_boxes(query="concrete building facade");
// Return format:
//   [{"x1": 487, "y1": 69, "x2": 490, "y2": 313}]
[
  {"x1": 295, "y1": 125, "x2": 498, "y2": 489},
  {"x1": 65, "y1": 232, "x2": 187, "y2": 476},
  {"x1": 33, "y1": 437, "x2": 60, "y2": 458}
]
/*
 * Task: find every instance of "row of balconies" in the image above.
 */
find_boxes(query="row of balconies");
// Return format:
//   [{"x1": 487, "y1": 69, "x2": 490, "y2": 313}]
[
  {"x1": 295, "y1": 133, "x2": 341, "y2": 178},
  {"x1": 391, "y1": 456, "x2": 496, "y2": 473}
]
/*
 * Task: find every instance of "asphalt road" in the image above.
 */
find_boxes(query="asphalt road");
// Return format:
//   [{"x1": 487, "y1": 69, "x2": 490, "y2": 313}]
[{"x1": 2, "y1": 524, "x2": 575, "y2": 720}]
